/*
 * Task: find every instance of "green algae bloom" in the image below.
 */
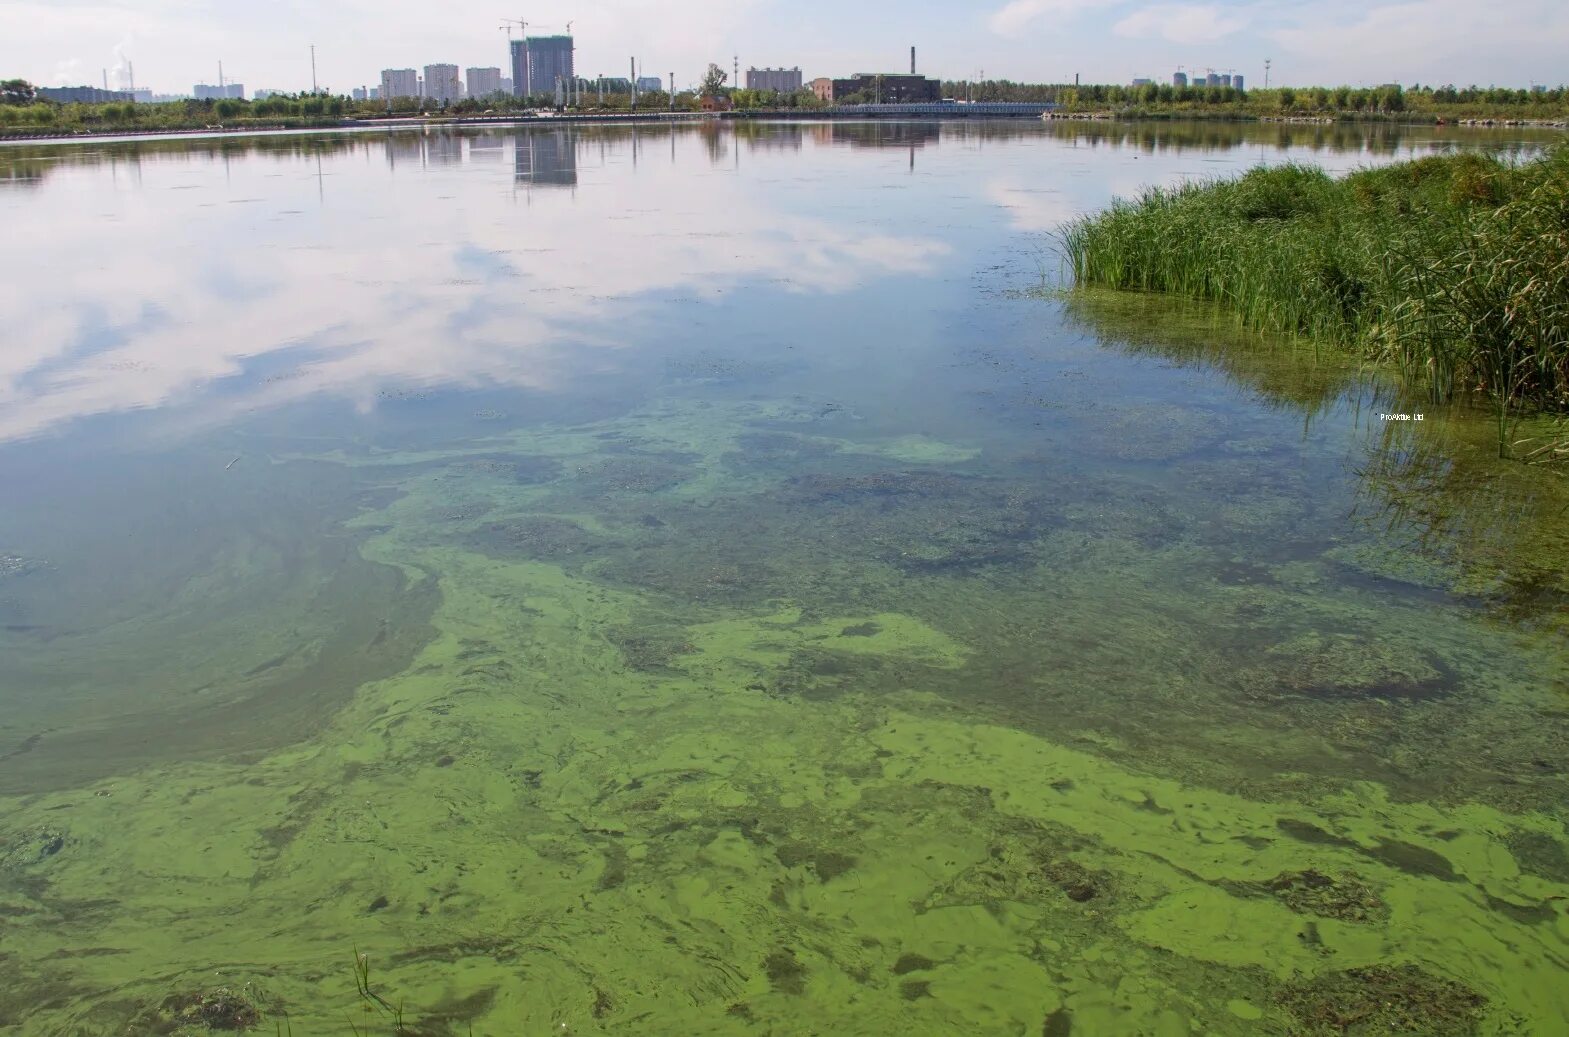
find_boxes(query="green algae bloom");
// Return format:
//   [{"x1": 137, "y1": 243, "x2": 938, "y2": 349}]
[{"x1": 1, "y1": 124, "x2": 1568, "y2": 1037}]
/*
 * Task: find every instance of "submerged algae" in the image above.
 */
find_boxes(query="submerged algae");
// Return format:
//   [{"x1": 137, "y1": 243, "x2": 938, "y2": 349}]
[{"x1": 1, "y1": 375, "x2": 1568, "y2": 1033}]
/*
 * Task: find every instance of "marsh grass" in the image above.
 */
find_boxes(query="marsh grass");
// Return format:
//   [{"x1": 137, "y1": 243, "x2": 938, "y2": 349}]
[
  {"x1": 349, "y1": 950, "x2": 410, "y2": 1036},
  {"x1": 1061, "y1": 147, "x2": 1569, "y2": 457}
]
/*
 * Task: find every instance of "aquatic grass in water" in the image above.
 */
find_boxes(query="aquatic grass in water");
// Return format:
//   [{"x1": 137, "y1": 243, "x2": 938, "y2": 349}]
[{"x1": 1062, "y1": 148, "x2": 1569, "y2": 453}]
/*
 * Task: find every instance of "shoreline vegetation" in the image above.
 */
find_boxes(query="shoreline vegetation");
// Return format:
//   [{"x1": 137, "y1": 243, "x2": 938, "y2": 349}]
[
  {"x1": 1061, "y1": 147, "x2": 1569, "y2": 459},
  {"x1": 3, "y1": 78, "x2": 1568, "y2": 138}
]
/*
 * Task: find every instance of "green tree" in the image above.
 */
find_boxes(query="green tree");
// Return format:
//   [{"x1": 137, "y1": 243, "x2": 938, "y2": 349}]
[
  {"x1": 699, "y1": 63, "x2": 727, "y2": 97},
  {"x1": 1, "y1": 78, "x2": 36, "y2": 104}
]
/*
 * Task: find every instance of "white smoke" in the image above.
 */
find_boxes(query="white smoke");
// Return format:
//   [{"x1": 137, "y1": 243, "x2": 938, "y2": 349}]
[
  {"x1": 110, "y1": 36, "x2": 134, "y2": 90},
  {"x1": 52, "y1": 58, "x2": 83, "y2": 87}
]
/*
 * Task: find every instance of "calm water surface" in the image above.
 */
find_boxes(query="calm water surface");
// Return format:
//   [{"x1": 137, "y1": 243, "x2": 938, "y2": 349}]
[{"x1": 1, "y1": 121, "x2": 1567, "y2": 1035}]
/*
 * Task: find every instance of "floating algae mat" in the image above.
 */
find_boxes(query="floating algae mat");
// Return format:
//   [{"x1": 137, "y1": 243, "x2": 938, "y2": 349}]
[{"x1": 1, "y1": 124, "x2": 1567, "y2": 1035}]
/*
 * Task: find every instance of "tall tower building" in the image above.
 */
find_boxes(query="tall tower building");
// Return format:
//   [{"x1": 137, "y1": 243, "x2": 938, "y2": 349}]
[
  {"x1": 466, "y1": 67, "x2": 502, "y2": 98},
  {"x1": 380, "y1": 68, "x2": 418, "y2": 99},
  {"x1": 423, "y1": 63, "x2": 461, "y2": 103},
  {"x1": 512, "y1": 35, "x2": 573, "y2": 97}
]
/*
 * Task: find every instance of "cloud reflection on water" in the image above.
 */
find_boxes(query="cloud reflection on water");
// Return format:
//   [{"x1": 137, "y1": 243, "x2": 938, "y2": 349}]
[{"x1": 0, "y1": 125, "x2": 951, "y2": 444}]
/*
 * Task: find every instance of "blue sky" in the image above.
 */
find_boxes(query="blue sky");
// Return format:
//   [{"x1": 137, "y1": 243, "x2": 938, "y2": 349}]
[{"x1": 4, "y1": 0, "x2": 1566, "y2": 95}]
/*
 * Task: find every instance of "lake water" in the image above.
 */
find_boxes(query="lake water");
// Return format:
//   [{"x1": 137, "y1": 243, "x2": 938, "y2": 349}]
[{"x1": 1, "y1": 120, "x2": 1566, "y2": 1035}]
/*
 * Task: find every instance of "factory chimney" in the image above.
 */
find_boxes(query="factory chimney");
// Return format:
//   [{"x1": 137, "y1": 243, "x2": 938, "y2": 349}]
[{"x1": 910, "y1": 47, "x2": 916, "y2": 74}]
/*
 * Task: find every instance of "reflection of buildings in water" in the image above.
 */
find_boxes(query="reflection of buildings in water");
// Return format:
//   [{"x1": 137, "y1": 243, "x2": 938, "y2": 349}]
[
  {"x1": 514, "y1": 128, "x2": 579, "y2": 186},
  {"x1": 425, "y1": 132, "x2": 463, "y2": 165},
  {"x1": 738, "y1": 125, "x2": 805, "y2": 152},
  {"x1": 468, "y1": 133, "x2": 505, "y2": 160},
  {"x1": 822, "y1": 122, "x2": 942, "y2": 149},
  {"x1": 384, "y1": 133, "x2": 424, "y2": 169}
]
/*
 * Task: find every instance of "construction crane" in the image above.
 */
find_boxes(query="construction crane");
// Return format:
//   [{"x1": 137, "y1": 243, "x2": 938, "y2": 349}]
[{"x1": 500, "y1": 18, "x2": 528, "y2": 100}]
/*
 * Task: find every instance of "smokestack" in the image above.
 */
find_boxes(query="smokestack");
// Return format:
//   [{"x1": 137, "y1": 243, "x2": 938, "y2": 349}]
[{"x1": 911, "y1": 47, "x2": 916, "y2": 74}]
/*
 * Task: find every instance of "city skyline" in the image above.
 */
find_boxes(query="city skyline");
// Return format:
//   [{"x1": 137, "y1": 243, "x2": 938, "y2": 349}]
[{"x1": 5, "y1": 0, "x2": 1568, "y2": 97}]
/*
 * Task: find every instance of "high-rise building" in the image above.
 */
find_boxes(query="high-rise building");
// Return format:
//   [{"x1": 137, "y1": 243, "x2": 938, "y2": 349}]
[
  {"x1": 194, "y1": 83, "x2": 245, "y2": 100},
  {"x1": 380, "y1": 68, "x2": 418, "y2": 99},
  {"x1": 511, "y1": 35, "x2": 574, "y2": 97},
  {"x1": 424, "y1": 63, "x2": 461, "y2": 103},
  {"x1": 1206, "y1": 72, "x2": 1221, "y2": 87},
  {"x1": 369, "y1": 87, "x2": 380, "y2": 101},
  {"x1": 1232, "y1": 74, "x2": 1245, "y2": 91},
  {"x1": 1220, "y1": 73, "x2": 1232, "y2": 87},
  {"x1": 1173, "y1": 71, "x2": 1188, "y2": 87},
  {"x1": 466, "y1": 67, "x2": 502, "y2": 98},
  {"x1": 351, "y1": 87, "x2": 367, "y2": 101},
  {"x1": 746, "y1": 67, "x2": 803, "y2": 93},
  {"x1": 500, "y1": 77, "x2": 513, "y2": 95}
]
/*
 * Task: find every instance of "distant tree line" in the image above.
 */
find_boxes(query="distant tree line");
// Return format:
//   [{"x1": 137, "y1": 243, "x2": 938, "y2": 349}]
[
  {"x1": 4, "y1": 73, "x2": 1566, "y2": 135},
  {"x1": 937, "y1": 78, "x2": 1567, "y2": 116}
]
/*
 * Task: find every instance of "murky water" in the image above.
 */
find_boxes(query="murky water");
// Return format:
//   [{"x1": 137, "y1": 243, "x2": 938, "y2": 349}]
[{"x1": 1, "y1": 121, "x2": 1566, "y2": 1035}]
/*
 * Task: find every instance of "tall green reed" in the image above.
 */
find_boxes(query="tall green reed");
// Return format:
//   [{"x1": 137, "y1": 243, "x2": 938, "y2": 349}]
[{"x1": 1061, "y1": 147, "x2": 1569, "y2": 457}]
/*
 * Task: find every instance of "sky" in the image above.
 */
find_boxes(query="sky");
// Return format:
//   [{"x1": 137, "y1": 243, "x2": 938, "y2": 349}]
[{"x1": 3, "y1": 0, "x2": 1566, "y2": 96}]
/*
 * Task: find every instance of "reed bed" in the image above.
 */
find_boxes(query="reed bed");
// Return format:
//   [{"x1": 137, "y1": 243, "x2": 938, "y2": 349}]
[{"x1": 1062, "y1": 148, "x2": 1569, "y2": 419}]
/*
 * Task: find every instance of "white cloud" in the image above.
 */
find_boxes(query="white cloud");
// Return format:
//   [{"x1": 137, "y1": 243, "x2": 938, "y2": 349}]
[
  {"x1": 1113, "y1": 4, "x2": 1247, "y2": 44},
  {"x1": 0, "y1": 131, "x2": 948, "y2": 443},
  {"x1": 1267, "y1": 0, "x2": 1569, "y2": 85},
  {"x1": 988, "y1": 0, "x2": 1125, "y2": 35}
]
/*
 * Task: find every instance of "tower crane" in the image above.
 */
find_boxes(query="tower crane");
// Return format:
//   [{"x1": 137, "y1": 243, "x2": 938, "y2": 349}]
[{"x1": 500, "y1": 18, "x2": 528, "y2": 100}]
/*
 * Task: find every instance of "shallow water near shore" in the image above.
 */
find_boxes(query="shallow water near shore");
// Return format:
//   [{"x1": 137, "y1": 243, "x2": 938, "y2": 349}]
[{"x1": 1, "y1": 121, "x2": 1567, "y2": 1035}]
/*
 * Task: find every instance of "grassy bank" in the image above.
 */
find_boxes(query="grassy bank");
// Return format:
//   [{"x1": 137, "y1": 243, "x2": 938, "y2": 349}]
[{"x1": 1062, "y1": 148, "x2": 1569, "y2": 439}]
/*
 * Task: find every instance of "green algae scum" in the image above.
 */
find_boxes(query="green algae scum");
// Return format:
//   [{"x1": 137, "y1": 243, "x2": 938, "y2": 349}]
[{"x1": 1, "y1": 122, "x2": 1567, "y2": 1035}]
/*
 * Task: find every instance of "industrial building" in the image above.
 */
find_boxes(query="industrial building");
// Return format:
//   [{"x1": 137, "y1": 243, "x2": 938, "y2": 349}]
[
  {"x1": 380, "y1": 68, "x2": 418, "y2": 100},
  {"x1": 466, "y1": 67, "x2": 502, "y2": 98},
  {"x1": 746, "y1": 67, "x2": 803, "y2": 93},
  {"x1": 36, "y1": 86, "x2": 133, "y2": 103},
  {"x1": 511, "y1": 35, "x2": 574, "y2": 98},
  {"x1": 822, "y1": 73, "x2": 941, "y2": 104},
  {"x1": 636, "y1": 76, "x2": 664, "y2": 94},
  {"x1": 194, "y1": 83, "x2": 244, "y2": 100},
  {"x1": 424, "y1": 63, "x2": 461, "y2": 103}
]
